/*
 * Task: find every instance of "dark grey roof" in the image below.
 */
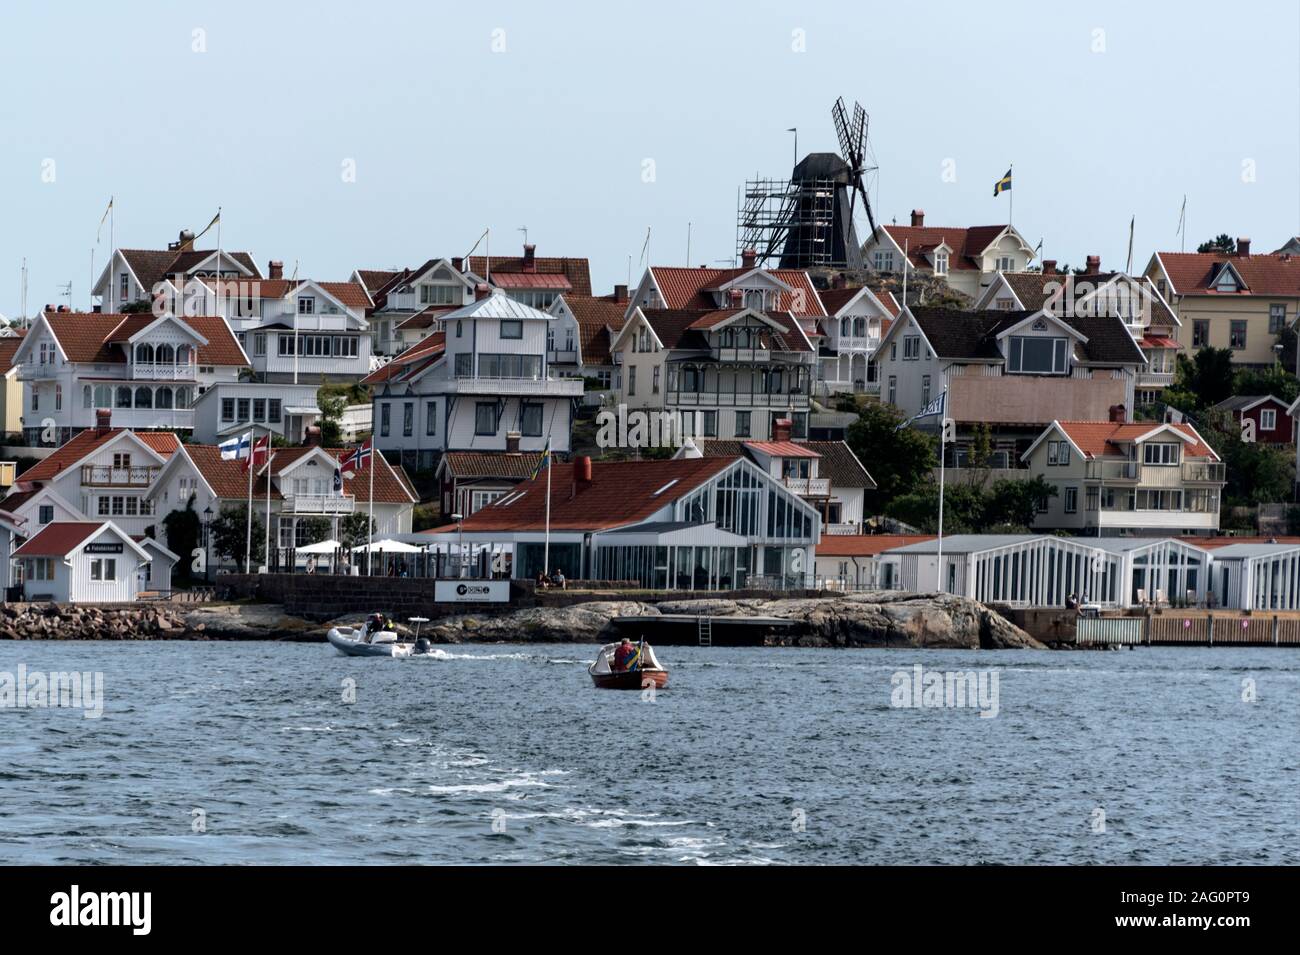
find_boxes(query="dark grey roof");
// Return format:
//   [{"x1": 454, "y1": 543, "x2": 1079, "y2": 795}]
[
  {"x1": 909, "y1": 306, "x2": 1145, "y2": 366},
  {"x1": 1212, "y1": 394, "x2": 1288, "y2": 412},
  {"x1": 698, "y1": 439, "x2": 874, "y2": 491}
]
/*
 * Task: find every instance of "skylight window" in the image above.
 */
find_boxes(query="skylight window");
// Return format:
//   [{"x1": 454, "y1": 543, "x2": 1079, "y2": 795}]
[{"x1": 652, "y1": 479, "x2": 679, "y2": 497}]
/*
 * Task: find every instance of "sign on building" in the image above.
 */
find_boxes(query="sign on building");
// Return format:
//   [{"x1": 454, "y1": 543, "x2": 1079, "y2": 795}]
[{"x1": 433, "y1": 580, "x2": 510, "y2": 604}]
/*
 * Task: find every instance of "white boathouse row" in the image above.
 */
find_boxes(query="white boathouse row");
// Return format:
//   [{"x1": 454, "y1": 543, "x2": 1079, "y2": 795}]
[{"x1": 877, "y1": 534, "x2": 1296, "y2": 611}]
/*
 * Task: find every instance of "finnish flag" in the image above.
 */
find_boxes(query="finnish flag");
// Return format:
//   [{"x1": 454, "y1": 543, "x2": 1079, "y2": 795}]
[{"x1": 219, "y1": 431, "x2": 253, "y2": 460}]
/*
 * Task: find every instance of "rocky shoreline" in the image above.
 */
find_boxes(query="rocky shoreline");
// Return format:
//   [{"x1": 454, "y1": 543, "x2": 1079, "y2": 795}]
[{"x1": 0, "y1": 593, "x2": 1044, "y2": 650}]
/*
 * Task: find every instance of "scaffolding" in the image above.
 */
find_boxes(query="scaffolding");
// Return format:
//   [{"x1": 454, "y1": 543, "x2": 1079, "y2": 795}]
[{"x1": 736, "y1": 176, "x2": 852, "y2": 270}]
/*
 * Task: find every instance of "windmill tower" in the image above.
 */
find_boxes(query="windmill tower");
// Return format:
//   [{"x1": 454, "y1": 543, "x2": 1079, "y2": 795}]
[{"x1": 736, "y1": 97, "x2": 878, "y2": 272}]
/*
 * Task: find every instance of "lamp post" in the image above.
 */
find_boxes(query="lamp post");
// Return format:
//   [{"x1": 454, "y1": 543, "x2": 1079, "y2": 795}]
[
  {"x1": 201, "y1": 504, "x2": 214, "y2": 581},
  {"x1": 451, "y1": 512, "x2": 464, "y2": 578}
]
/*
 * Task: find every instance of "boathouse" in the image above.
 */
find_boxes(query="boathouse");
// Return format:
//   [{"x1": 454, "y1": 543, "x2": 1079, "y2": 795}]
[
  {"x1": 1207, "y1": 541, "x2": 1300, "y2": 610},
  {"x1": 11, "y1": 521, "x2": 157, "y2": 602}
]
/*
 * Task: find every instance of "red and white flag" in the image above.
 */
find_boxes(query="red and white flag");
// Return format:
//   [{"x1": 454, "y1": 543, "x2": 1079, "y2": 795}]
[
  {"x1": 244, "y1": 433, "x2": 271, "y2": 473},
  {"x1": 341, "y1": 438, "x2": 372, "y2": 477}
]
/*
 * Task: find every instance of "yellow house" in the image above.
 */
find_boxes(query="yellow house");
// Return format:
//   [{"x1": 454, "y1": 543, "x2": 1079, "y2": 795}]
[
  {"x1": 0, "y1": 333, "x2": 24, "y2": 441},
  {"x1": 1144, "y1": 240, "x2": 1300, "y2": 366}
]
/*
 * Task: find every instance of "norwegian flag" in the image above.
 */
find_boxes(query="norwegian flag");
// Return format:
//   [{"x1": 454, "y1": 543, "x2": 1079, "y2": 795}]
[
  {"x1": 340, "y1": 438, "x2": 372, "y2": 477},
  {"x1": 243, "y1": 433, "x2": 271, "y2": 473}
]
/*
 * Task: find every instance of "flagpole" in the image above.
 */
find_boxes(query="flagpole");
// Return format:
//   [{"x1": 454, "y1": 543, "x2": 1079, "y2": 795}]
[
  {"x1": 936, "y1": 417, "x2": 946, "y2": 593},
  {"x1": 265, "y1": 447, "x2": 274, "y2": 571},
  {"x1": 368, "y1": 441, "x2": 374, "y2": 569},
  {"x1": 244, "y1": 427, "x2": 254, "y2": 573},
  {"x1": 543, "y1": 445, "x2": 551, "y2": 577},
  {"x1": 1008, "y1": 164, "x2": 1013, "y2": 230}
]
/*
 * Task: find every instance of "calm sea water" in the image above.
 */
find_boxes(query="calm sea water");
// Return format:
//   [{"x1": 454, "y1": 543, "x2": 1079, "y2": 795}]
[{"x1": 1, "y1": 641, "x2": 1296, "y2": 865}]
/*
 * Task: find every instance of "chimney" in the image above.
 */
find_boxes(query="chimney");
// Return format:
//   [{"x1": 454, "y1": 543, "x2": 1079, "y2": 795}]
[
  {"x1": 572, "y1": 455, "x2": 593, "y2": 497},
  {"x1": 741, "y1": 248, "x2": 757, "y2": 269},
  {"x1": 171, "y1": 229, "x2": 196, "y2": 252},
  {"x1": 1042, "y1": 259, "x2": 1057, "y2": 275},
  {"x1": 911, "y1": 209, "x2": 925, "y2": 228},
  {"x1": 613, "y1": 284, "x2": 629, "y2": 303},
  {"x1": 269, "y1": 260, "x2": 284, "y2": 280},
  {"x1": 95, "y1": 408, "x2": 112, "y2": 435},
  {"x1": 1085, "y1": 255, "x2": 1101, "y2": 275},
  {"x1": 475, "y1": 283, "x2": 491, "y2": 301},
  {"x1": 522, "y1": 244, "x2": 536, "y2": 272},
  {"x1": 92, "y1": 305, "x2": 102, "y2": 314},
  {"x1": 451, "y1": 257, "x2": 463, "y2": 272},
  {"x1": 1237, "y1": 237, "x2": 1251, "y2": 257},
  {"x1": 1108, "y1": 404, "x2": 1127, "y2": 423},
  {"x1": 772, "y1": 418, "x2": 792, "y2": 442},
  {"x1": 505, "y1": 431, "x2": 521, "y2": 454}
]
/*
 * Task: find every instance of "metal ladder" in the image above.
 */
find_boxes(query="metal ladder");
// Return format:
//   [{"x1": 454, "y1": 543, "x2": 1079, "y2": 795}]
[{"x1": 697, "y1": 615, "x2": 712, "y2": 647}]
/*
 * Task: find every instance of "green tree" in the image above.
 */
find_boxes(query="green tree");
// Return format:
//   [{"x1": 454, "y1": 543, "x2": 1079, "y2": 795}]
[
  {"x1": 984, "y1": 476, "x2": 1058, "y2": 529},
  {"x1": 339, "y1": 512, "x2": 377, "y2": 548},
  {"x1": 1170, "y1": 347, "x2": 1236, "y2": 410},
  {"x1": 846, "y1": 402, "x2": 937, "y2": 512},
  {"x1": 161, "y1": 497, "x2": 201, "y2": 580},
  {"x1": 882, "y1": 477, "x2": 1056, "y2": 533},
  {"x1": 1233, "y1": 362, "x2": 1300, "y2": 405},
  {"x1": 317, "y1": 387, "x2": 347, "y2": 446},
  {"x1": 1197, "y1": 234, "x2": 1236, "y2": 255},
  {"x1": 968, "y1": 422, "x2": 992, "y2": 470},
  {"x1": 297, "y1": 517, "x2": 331, "y2": 546},
  {"x1": 210, "y1": 505, "x2": 266, "y2": 570}
]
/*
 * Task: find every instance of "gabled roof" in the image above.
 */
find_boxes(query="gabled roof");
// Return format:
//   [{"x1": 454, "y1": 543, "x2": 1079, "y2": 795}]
[
  {"x1": 468, "y1": 254, "x2": 592, "y2": 297},
  {"x1": 987, "y1": 272, "x2": 1179, "y2": 328},
  {"x1": 647, "y1": 266, "x2": 824, "y2": 317},
  {"x1": 1212, "y1": 394, "x2": 1290, "y2": 413},
  {"x1": 818, "y1": 285, "x2": 901, "y2": 319},
  {"x1": 903, "y1": 306, "x2": 1145, "y2": 366},
  {"x1": 204, "y1": 277, "x2": 372, "y2": 311},
  {"x1": 1154, "y1": 251, "x2": 1300, "y2": 297},
  {"x1": 12, "y1": 521, "x2": 149, "y2": 560},
  {"x1": 0, "y1": 334, "x2": 24, "y2": 373},
  {"x1": 879, "y1": 224, "x2": 1018, "y2": 271},
  {"x1": 433, "y1": 457, "x2": 737, "y2": 532},
  {"x1": 354, "y1": 269, "x2": 402, "y2": 294},
  {"x1": 1050, "y1": 420, "x2": 1219, "y2": 460},
  {"x1": 556, "y1": 294, "x2": 628, "y2": 366},
  {"x1": 634, "y1": 308, "x2": 812, "y2": 353},
  {"x1": 182, "y1": 444, "x2": 416, "y2": 504},
  {"x1": 18, "y1": 428, "x2": 181, "y2": 483},
  {"x1": 816, "y1": 534, "x2": 934, "y2": 557},
  {"x1": 116, "y1": 248, "x2": 261, "y2": 292},
  {"x1": 694, "y1": 439, "x2": 875, "y2": 490},
  {"x1": 437, "y1": 451, "x2": 549, "y2": 481},
  {"x1": 361, "y1": 331, "x2": 445, "y2": 386},
  {"x1": 26, "y1": 311, "x2": 248, "y2": 367}
]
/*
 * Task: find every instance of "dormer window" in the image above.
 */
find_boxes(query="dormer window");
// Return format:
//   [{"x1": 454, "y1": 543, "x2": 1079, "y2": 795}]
[
  {"x1": 1007, "y1": 336, "x2": 1068, "y2": 374},
  {"x1": 744, "y1": 289, "x2": 766, "y2": 310},
  {"x1": 419, "y1": 284, "x2": 457, "y2": 305},
  {"x1": 996, "y1": 255, "x2": 1014, "y2": 272},
  {"x1": 298, "y1": 296, "x2": 315, "y2": 315},
  {"x1": 1142, "y1": 442, "x2": 1181, "y2": 466},
  {"x1": 934, "y1": 250, "x2": 949, "y2": 275},
  {"x1": 1214, "y1": 267, "x2": 1240, "y2": 292}
]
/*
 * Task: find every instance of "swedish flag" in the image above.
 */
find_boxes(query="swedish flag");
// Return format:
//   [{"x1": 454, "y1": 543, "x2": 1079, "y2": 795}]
[
  {"x1": 529, "y1": 441, "x2": 551, "y2": 481},
  {"x1": 993, "y1": 168, "x2": 1012, "y2": 197}
]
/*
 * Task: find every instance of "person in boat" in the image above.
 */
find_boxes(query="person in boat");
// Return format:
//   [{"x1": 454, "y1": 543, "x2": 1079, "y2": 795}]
[{"x1": 612, "y1": 638, "x2": 640, "y2": 672}]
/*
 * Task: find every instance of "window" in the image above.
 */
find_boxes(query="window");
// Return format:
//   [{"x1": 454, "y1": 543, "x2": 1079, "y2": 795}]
[
  {"x1": 921, "y1": 375, "x2": 931, "y2": 406},
  {"x1": 903, "y1": 336, "x2": 921, "y2": 360},
  {"x1": 420, "y1": 284, "x2": 457, "y2": 305},
  {"x1": 1143, "y1": 442, "x2": 1180, "y2": 465},
  {"x1": 521, "y1": 403, "x2": 543, "y2": 436},
  {"x1": 1229, "y1": 321, "x2": 1247, "y2": 349},
  {"x1": 30, "y1": 389, "x2": 37, "y2": 411},
  {"x1": 54, "y1": 385, "x2": 62, "y2": 411},
  {"x1": 254, "y1": 333, "x2": 266, "y2": 357},
  {"x1": 996, "y1": 255, "x2": 1014, "y2": 272},
  {"x1": 628, "y1": 366, "x2": 637, "y2": 396},
  {"x1": 426, "y1": 401, "x2": 437, "y2": 436},
  {"x1": 116, "y1": 386, "x2": 132, "y2": 409},
  {"x1": 735, "y1": 411, "x2": 751, "y2": 438},
  {"x1": 475, "y1": 402, "x2": 499, "y2": 435},
  {"x1": 253, "y1": 399, "x2": 267, "y2": 422},
  {"x1": 38, "y1": 505, "x2": 53, "y2": 524},
  {"x1": 1261, "y1": 408, "x2": 1277, "y2": 431},
  {"x1": 701, "y1": 410, "x2": 718, "y2": 437},
  {"x1": 1007, "y1": 336, "x2": 1068, "y2": 374},
  {"x1": 499, "y1": 319, "x2": 523, "y2": 339},
  {"x1": 380, "y1": 403, "x2": 391, "y2": 437},
  {"x1": 456, "y1": 320, "x2": 463, "y2": 338},
  {"x1": 1193, "y1": 320, "x2": 1209, "y2": 347},
  {"x1": 120, "y1": 273, "x2": 130, "y2": 301},
  {"x1": 1270, "y1": 304, "x2": 1287, "y2": 334},
  {"x1": 237, "y1": 398, "x2": 250, "y2": 421},
  {"x1": 90, "y1": 558, "x2": 116, "y2": 582},
  {"x1": 82, "y1": 385, "x2": 92, "y2": 409},
  {"x1": 1046, "y1": 440, "x2": 1071, "y2": 466},
  {"x1": 113, "y1": 453, "x2": 131, "y2": 468},
  {"x1": 887, "y1": 375, "x2": 897, "y2": 405},
  {"x1": 873, "y1": 251, "x2": 894, "y2": 272},
  {"x1": 403, "y1": 402, "x2": 414, "y2": 436},
  {"x1": 1064, "y1": 487, "x2": 1078, "y2": 514},
  {"x1": 268, "y1": 399, "x2": 281, "y2": 423},
  {"x1": 298, "y1": 296, "x2": 315, "y2": 314},
  {"x1": 652, "y1": 367, "x2": 661, "y2": 394},
  {"x1": 934, "y1": 250, "x2": 949, "y2": 275},
  {"x1": 454, "y1": 353, "x2": 473, "y2": 377},
  {"x1": 889, "y1": 342, "x2": 897, "y2": 360}
]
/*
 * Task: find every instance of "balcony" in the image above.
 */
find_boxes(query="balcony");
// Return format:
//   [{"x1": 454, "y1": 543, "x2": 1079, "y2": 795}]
[
  {"x1": 830, "y1": 336, "x2": 881, "y2": 354},
  {"x1": 132, "y1": 362, "x2": 197, "y2": 381},
  {"x1": 547, "y1": 349, "x2": 579, "y2": 364},
  {"x1": 824, "y1": 522, "x2": 862, "y2": 535},
  {"x1": 438, "y1": 376, "x2": 585, "y2": 397},
  {"x1": 1084, "y1": 460, "x2": 1226, "y2": 484},
  {"x1": 81, "y1": 465, "x2": 159, "y2": 488},
  {"x1": 666, "y1": 391, "x2": 810, "y2": 408},
  {"x1": 1136, "y1": 370, "x2": 1175, "y2": 388},
  {"x1": 18, "y1": 361, "x2": 62, "y2": 381},
  {"x1": 283, "y1": 494, "x2": 356, "y2": 515},
  {"x1": 783, "y1": 476, "x2": 831, "y2": 496},
  {"x1": 712, "y1": 346, "x2": 771, "y2": 362}
]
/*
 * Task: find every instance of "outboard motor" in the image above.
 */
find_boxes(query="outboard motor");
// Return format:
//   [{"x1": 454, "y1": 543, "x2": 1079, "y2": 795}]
[{"x1": 414, "y1": 637, "x2": 431, "y2": 654}]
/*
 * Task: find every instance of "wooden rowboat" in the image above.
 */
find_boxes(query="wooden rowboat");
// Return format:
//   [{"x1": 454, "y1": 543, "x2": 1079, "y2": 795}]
[{"x1": 589, "y1": 640, "x2": 668, "y2": 690}]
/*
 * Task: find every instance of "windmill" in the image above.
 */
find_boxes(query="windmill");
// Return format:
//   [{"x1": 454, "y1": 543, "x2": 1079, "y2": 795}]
[{"x1": 736, "y1": 97, "x2": 879, "y2": 271}]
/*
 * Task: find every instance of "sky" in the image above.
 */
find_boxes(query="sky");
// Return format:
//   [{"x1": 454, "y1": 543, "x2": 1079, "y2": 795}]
[{"x1": 1, "y1": 0, "x2": 1298, "y2": 318}]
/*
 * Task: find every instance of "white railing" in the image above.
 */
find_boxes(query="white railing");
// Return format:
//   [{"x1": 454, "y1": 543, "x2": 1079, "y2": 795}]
[
  {"x1": 81, "y1": 465, "x2": 159, "y2": 487},
  {"x1": 445, "y1": 376, "x2": 585, "y2": 396},
  {"x1": 824, "y1": 523, "x2": 862, "y2": 535},
  {"x1": 283, "y1": 494, "x2": 356, "y2": 515},
  {"x1": 132, "y1": 363, "x2": 197, "y2": 381},
  {"x1": 666, "y1": 391, "x2": 810, "y2": 408},
  {"x1": 783, "y1": 477, "x2": 831, "y2": 496}
]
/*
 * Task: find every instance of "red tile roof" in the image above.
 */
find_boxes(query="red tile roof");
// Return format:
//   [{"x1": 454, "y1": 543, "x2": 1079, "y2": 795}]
[
  {"x1": 1183, "y1": 535, "x2": 1300, "y2": 550},
  {"x1": 649, "y1": 267, "x2": 825, "y2": 317},
  {"x1": 184, "y1": 444, "x2": 416, "y2": 504},
  {"x1": 0, "y1": 487, "x2": 42, "y2": 516},
  {"x1": 818, "y1": 285, "x2": 899, "y2": 319},
  {"x1": 468, "y1": 255, "x2": 592, "y2": 297},
  {"x1": 1055, "y1": 421, "x2": 1218, "y2": 460},
  {"x1": 816, "y1": 534, "x2": 934, "y2": 557},
  {"x1": 38, "y1": 311, "x2": 247, "y2": 367},
  {"x1": 19, "y1": 428, "x2": 181, "y2": 483},
  {"x1": 440, "y1": 451, "x2": 549, "y2": 480},
  {"x1": 881, "y1": 224, "x2": 1008, "y2": 271},
  {"x1": 0, "y1": 334, "x2": 24, "y2": 372},
  {"x1": 362, "y1": 331, "x2": 445, "y2": 385},
  {"x1": 1156, "y1": 251, "x2": 1300, "y2": 297},
  {"x1": 558, "y1": 295, "x2": 628, "y2": 366},
  {"x1": 743, "y1": 440, "x2": 821, "y2": 458},
  {"x1": 203, "y1": 277, "x2": 372, "y2": 310},
  {"x1": 12, "y1": 521, "x2": 107, "y2": 558},
  {"x1": 431, "y1": 456, "x2": 737, "y2": 532},
  {"x1": 489, "y1": 272, "x2": 572, "y2": 290}
]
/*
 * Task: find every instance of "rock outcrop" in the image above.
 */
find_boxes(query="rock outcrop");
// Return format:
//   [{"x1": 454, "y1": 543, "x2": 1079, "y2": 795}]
[{"x1": 0, "y1": 602, "x2": 192, "y2": 640}]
